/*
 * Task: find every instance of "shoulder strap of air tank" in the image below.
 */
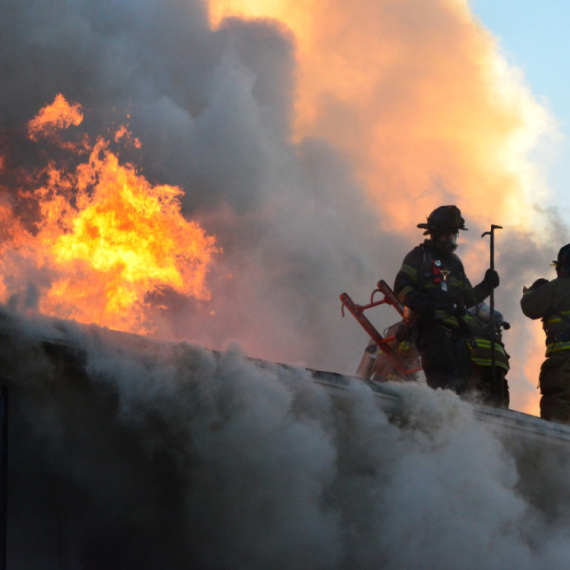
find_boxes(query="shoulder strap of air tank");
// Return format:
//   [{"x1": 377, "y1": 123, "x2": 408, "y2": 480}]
[{"x1": 418, "y1": 244, "x2": 432, "y2": 290}]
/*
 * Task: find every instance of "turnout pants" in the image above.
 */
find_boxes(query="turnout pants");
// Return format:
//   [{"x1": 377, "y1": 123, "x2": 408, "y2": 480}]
[
  {"x1": 539, "y1": 353, "x2": 570, "y2": 424},
  {"x1": 468, "y1": 363, "x2": 510, "y2": 408},
  {"x1": 417, "y1": 324, "x2": 471, "y2": 394}
]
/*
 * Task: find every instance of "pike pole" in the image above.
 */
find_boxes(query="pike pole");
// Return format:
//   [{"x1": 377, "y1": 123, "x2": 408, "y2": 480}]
[{"x1": 482, "y1": 224, "x2": 502, "y2": 404}]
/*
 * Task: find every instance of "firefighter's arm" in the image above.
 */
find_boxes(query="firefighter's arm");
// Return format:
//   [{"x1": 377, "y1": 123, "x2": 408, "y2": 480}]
[
  {"x1": 393, "y1": 250, "x2": 422, "y2": 309},
  {"x1": 520, "y1": 278, "x2": 552, "y2": 319},
  {"x1": 394, "y1": 250, "x2": 436, "y2": 319}
]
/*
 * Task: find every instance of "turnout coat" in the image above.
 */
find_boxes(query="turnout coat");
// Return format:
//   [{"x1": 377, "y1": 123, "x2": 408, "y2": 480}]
[
  {"x1": 521, "y1": 276, "x2": 570, "y2": 422},
  {"x1": 394, "y1": 239, "x2": 492, "y2": 327}
]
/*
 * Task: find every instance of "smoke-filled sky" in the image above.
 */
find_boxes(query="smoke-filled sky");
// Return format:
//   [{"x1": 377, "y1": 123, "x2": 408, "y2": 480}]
[{"x1": 0, "y1": 0, "x2": 568, "y2": 416}]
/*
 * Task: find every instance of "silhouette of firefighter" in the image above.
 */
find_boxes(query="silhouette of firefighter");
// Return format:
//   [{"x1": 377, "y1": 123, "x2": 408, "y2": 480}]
[
  {"x1": 464, "y1": 303, "x2": 510, "y2": 408},
  {"x1": 393, "y1": 205, "x2": 499, "y2": 394},
  {"x1": 521, "y1": 244, "x2": 570, "y2": 423}
]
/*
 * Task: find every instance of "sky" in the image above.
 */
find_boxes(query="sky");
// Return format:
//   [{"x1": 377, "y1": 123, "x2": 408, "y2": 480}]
[{"x1": 472, "y1": 0, "x2": 570, "y2": 219}]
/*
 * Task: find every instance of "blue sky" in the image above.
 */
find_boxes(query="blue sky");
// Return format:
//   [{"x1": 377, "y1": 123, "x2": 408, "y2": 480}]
[{"x1": 471, "y1": 0, "x2": 570, "y2": 219}]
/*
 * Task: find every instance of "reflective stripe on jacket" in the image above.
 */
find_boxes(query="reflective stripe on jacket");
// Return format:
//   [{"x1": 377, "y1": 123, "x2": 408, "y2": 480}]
[
  {"x1": 464, "y1": 313, "x2": 510, "y2": 370},
  {"x1": 469, "y1": 337, "x2": 510, "y2": 370},
  {"x1": 521, "y1": 277, "x2": 570, "y2": 356}
]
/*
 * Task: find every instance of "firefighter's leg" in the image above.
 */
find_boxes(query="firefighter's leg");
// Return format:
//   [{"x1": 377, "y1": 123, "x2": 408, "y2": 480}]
[
  {"x1": 492, "y1": 366, "x2": 510, "y2": 410},
  {"x1": 452, "y1": 332, "x2": 471, "y2": 395},
  {"x1": 498, "y1": 369, "x2": 510, "y2": 409},
  {"x1": 466, "y1": 363, "x2": 489, "y2": 402},
  {"x1": 539, "y1": 355, "x2": 570, "y2": 424},
  {"x1": 468, "y1": 364, "x2": 509, "y2": 408},
  {"x1": 418, "y1": 326, "x2": 469, "y2": 393}
]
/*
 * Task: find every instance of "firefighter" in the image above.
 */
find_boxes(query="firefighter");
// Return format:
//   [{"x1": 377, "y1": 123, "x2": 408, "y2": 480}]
[
  {"x1": 465, "y1": 303, "x2": 510, "y2": 408},
  {"x1": 355, "y1": 322, "x2": 421, "y2": 383},
  {"x1": 393, "y1": 205, "x2": 499, "y2": 394},
  {"x1": 521, "y1": 244, "x2": 570, "y2": 423}
]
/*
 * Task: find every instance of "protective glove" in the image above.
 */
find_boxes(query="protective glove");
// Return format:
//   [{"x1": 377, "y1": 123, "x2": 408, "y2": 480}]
[
  {"x1": 410, "y1": 296, "x2": 435, "y2": 321},
  {"x1": 483, "y1": 268, "x2": 500, "y2": 289}
]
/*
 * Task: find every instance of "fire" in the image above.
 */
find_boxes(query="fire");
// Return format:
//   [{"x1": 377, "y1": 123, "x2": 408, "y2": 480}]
[
  {"x1": 114, "y1": 125, "x2": 142, "y2": 149},
  {"x1": 27, "y1": 93, "x2": 84, "y2": 141},
  {"x1": 0, "y1": 95, "x2": 218, "y2": 334}
]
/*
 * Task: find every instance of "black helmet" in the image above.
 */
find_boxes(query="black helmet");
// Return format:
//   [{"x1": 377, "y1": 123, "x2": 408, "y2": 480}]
[
  {"x1": 551, "y1": 244, "x2": 570, "y2": 268},
  {"x1": 417, "y1": 205, "x2": 468, "y2": 235}
]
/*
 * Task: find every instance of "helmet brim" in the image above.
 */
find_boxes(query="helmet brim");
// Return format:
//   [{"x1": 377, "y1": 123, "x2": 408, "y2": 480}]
[{"x1": 417, "y1": 223, "x2": 468, "y2": 234}]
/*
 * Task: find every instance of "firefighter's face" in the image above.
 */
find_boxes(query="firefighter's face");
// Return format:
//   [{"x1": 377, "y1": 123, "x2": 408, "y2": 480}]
[
  {"x1": 555, "y1": 265, "x2": 564, "y2": 279},
  {"x1": 432, "y1": 230, "x2": 459, "y2": 253}
]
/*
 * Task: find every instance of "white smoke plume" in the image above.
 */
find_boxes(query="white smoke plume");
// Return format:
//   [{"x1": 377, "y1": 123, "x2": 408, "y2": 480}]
[{"x1": 3, "y1": 310, "x2": 570, "y2": 568}]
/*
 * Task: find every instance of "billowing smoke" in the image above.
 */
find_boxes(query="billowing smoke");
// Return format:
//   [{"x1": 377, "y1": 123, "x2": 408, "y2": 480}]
[
  {"x1": 3, "y1": 309, "x2": 570, "y2": 568},
  {"x1": 0, "y1": 2, "x2": 564, "y2": 410}
]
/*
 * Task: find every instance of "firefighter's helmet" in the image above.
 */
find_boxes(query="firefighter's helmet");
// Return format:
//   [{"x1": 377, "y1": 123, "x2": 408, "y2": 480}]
[
  {"x1": 417, "y1": 205, "x2": 468, "y2": 235},
  {"x1": 468, "y1": 302, "x2": 505, "y2": 327},
  {"x1": 551, "y1": 244, "x2": 570, "y2": 269}
]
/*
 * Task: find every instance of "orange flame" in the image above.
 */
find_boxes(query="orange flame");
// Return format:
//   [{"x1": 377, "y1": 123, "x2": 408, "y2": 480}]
[
  {"x1": 1, "y1": 95, "x2": 218, "y2": 334},
  {"x1": 114, "y1": 125, "x2": 142, "y2": 149},
  {"x1": 27, "y1": 93, "x2": 84, "y2": 140}
]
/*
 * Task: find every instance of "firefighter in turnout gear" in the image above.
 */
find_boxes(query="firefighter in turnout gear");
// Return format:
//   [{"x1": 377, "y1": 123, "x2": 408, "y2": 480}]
[
  {"x1": 521, "y1": 244, "x2": 570, "y2": 423},
  {"x1": 465, "y1": 303, "x2": 510, "y2": 408},
  {"x1": 394, "y1": 205, "x2": 500, "y2": 394}
]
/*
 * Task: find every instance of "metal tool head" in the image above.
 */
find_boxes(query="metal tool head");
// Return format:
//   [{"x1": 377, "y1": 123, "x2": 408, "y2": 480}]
[{"x1": 482, "y1": 224, "x2": 503, "y2": 238}]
